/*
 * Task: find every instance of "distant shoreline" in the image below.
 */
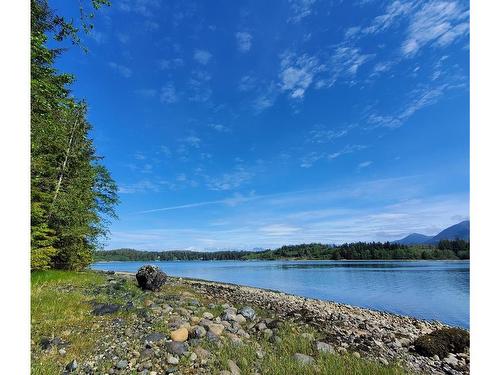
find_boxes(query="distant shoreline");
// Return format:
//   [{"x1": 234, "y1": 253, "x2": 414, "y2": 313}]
[
  {"x1": 93, "y1": 258, "x2": 470, "y2": 263},
  {"x1": 96, "y1": 240, "x2": 469, "y2": 262}
]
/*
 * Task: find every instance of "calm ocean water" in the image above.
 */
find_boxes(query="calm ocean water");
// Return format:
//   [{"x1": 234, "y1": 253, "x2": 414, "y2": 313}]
[{"x1": 91, "y1": 260, "x2": 469, "y2": 328}]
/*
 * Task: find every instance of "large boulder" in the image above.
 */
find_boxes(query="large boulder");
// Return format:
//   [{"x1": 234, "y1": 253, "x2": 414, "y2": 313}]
[{"x1": 136, "y1": 265, "x2": 167, "y2": 291}]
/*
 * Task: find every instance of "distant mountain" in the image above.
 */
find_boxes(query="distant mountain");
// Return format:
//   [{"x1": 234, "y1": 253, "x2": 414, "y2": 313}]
[
  {"x1": 392, "y1": 233, "x2": 433, "y2": 245},
  {"x1": 427, "y1": 220, "x2": 470, "y2": 244},
  {"x1": 392, "y1": 220, "x2": 470, "y2": 245}
]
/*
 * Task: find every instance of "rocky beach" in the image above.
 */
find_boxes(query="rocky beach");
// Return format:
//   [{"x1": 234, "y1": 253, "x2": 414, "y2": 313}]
[
  {"x1": 178, "y1": 274, "x2": 470, "y2": 374},
  {"x1": 31, "y1": 268, "x2": 469, "y2": 375}
]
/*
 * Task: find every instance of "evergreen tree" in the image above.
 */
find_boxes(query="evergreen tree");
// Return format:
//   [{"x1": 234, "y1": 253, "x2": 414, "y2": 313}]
[{"x1": 31, "y1": 0, "x2": 117, "y2": 270}]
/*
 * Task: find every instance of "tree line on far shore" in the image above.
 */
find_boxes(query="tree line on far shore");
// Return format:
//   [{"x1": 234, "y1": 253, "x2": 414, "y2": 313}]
[
  {"x1": 95, "y1": 249, "x2": 253, "y2": 262},
  {"x1": 95, "y1": 239, "x2": 470, "y2": 262}
]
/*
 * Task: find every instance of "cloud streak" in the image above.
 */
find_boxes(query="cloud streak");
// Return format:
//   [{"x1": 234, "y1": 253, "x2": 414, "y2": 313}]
[
  {"x1": 402, "y1": 1, "x2": 469, "y2": 57},
  {"x1": 108, "y1": 62, "x2": 132, "y2": 78},
  {"x1": 193, "y1": 49, "x2": 213, "y2": 65},
  {"x1": 110, "y1": 183, "x2": 468, "y2": 250},
  {"x1": 236, "y1": 32, "x2": 252, "y2": 53}
]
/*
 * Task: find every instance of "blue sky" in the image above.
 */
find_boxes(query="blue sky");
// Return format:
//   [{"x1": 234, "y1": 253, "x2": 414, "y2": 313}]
[{"x1": 52, "y1": 0, "x2": 469, "y2": 250}]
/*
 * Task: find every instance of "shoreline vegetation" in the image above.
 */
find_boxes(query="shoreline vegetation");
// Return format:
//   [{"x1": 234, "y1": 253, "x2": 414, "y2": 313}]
[
  {"x1": 95, "y1": 240, "x2": 470, "y2": 262},
  {"x1": 31, "y1": 270, "x2": 469, "y2": 375}
]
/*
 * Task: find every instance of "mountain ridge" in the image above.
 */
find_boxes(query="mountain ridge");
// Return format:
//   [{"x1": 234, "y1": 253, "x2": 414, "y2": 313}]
[{"x1": 392, "y1": 220, "x2": 470, "y2": 245}]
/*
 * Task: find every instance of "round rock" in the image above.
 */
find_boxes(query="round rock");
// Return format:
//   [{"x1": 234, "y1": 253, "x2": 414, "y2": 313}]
[
  {"x1": 238, "y1": 306, "x2": 256, "y2": 320},
  {"x1": 170, "y1": 327, "x2": 188, "y2": 342},
  {"x1": 293, "y1": 353, "x2": 315, "y2": 365},
  {"x1": 136, "y1": 265, "x2": 168, "y2": 291}
]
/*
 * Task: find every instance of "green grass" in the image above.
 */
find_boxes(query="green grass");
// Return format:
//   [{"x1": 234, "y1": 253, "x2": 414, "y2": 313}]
[
  {"x1": 207, "y1": 323, "x2": 408, "y2": 375},
  {"x1": 31, "y1": 270, "x2": 138, "y2": 375},
  {"x1": 32, "y1": 271, "x2": 409, "y2": 375},
  {"x1": 32, "y1": 271, "x2": 95, "y2": 374}
]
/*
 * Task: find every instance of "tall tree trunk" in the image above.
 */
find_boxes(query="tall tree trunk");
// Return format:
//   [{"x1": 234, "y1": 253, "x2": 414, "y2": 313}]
[{"x1": 49, "y1": 109, "x2": 81, "y2": 216}]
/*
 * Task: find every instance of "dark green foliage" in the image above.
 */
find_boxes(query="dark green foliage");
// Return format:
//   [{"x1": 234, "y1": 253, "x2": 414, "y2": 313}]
[
  {"x1": 95, "y1": 240, "x2": 469, "y2": 262},
  {"x1": 437, "y1": 239, "x2": 470, "y2": 259},
  {"x1": 245, "y1": 241, "x2": 467, "y2": 261},
  {"x1": 94, "y1": 249, "x2": 254, "y2": 262},
  {"x1": 31, "y1": 0, "x2": 117, "y2": 270},
  {"x1": 413, "y1": 328, "x2": 470, "y2": 358}
]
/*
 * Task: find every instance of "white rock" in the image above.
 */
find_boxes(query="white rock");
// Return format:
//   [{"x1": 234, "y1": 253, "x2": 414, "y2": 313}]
[
  {"x1": 444, "y1": 354, "x2": 459, "y2": 367},
  {"x1": 167, "y1": 354, "x2": 179, "y2": 365}
]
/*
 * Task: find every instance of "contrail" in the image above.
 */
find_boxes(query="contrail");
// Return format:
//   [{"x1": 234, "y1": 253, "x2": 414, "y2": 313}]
[{"x1": 138, "y1": 199, "x2": 227, "y2": 214}]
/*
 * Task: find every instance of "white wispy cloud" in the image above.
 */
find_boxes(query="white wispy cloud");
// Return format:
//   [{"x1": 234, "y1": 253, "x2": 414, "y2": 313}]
[
  {"x1": 173, "y1": 134, "x2": 204, "y2": 162},
  {"x1": 259, "y1": 224, "x2": 301, "y2": 236},
  {"x1": 316, "y1": 46, "x2": 374, "y2": 88},
  {"x1": 117, "y1": 0, "x2": 161, "y2": 18},
  {"x1": 252, "y1": 83, "x2": 279, "y2": 112},
  {"x1": 345, "y1": 26, "x2": 362, "y2": 39},
  {"x1": 238, "y1": 75, "x2": 257, "y2": 92},
  {"x1": 371, "y1": 61, "x2": 394, "y2": 76},
  {"x1": 401, "y1": 1, "x2": 469, "y2": 57},
  {"x1": 208, "y1": 123, "x2": 230, "y2": 132},
  {"x1": 288, "y1": 0, "x2": 316, "y2": 23},
  {"x1": 144, "y1": 20, "x2": 159, "y2": 31},
  {"x1": 134, "y1": 152, "x2": 146, "y2": 160},
  {"x1": 344, "y1": 1, "x2": 413, "y2": 43},
  {"x1": 280, "y1": 53, "x2": 322, "y2": 99},
  {"x1": 206, "y1": 168, "x2": 254, "y2": 191},
  {"x1": 159, "y1": 145, "x2": 171, "y2": 157},
  {"x1": 108, "y1": 62, "x2": 132, "y2": 78},
  {"x1": 276, "y1": 45, "x2": 373, "y2": 101},
  {"x1": 119, "y1": 179, "x2": 160, "y2": 194},
  {"x1": 308, "y1": 127, "x2": 350, "y2": 143},
  {"x1": 358, "y1": 160, "x2": 373, "y2": 168},
  {"x1": 116, "y1": 32, "x2": 129, "y2": 44},
  {"x1": 137, "y1": 193, "x2": 259, "y2": 214},
  {"x1": 140, "y1": 163, "x2": 153, "y2": 174},
  {"x1": 158, "y1": 58, "x2": 184, "y2": 70},
  {"x1": 193, "y1": 49, "x2": 213, "y2": 65},
  {"x1": 160, "y1": 84, "x2": 178, "y2": 104},
  {"x1": 364, "y1": 0, "x2": 412, "y2": 35},
  {"x1": 89, "y1": 30, "x2": 106, "y2": 44},
  {"x1": 340, "y1": 0, "x2": 468, "y2": 86},
  {"x1": 300, "y1": 152, "x2": 324, "y2": 168},
  {"x1": 300, "y1": 144, "x2": 367, "y2": 168},
  {"x1": 139, "y1": 200, "x2": 224, "y2": 213},
  {"x1": 236, "y1": 32, "x2": 253, "y2": 53},
  {"x1": 367, "y1": 84, "x2": 449, "y2": 128},
  {"x1": 183, "y1": 136, "x2": 202, "y2": 148},
  {"x1": 111, "y1": 180, "x2": 468, "y2": 250},
  {"x1": 187, "y1": 70, "x2": 212, "y2": 102}
]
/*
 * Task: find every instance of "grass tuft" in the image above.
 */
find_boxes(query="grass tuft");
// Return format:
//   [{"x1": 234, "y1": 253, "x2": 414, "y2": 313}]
[
  {"x1": 32, "y1": 271, "x2": 410, "y2": 375},
  {"x1": 206, "y1": 322, "x2": 408, "y2": 375}
]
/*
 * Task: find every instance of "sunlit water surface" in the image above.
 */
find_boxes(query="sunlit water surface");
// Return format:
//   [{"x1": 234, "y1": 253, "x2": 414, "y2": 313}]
[{"x1": 91, "y1": 260, "x2": 469, "y2": 328}]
